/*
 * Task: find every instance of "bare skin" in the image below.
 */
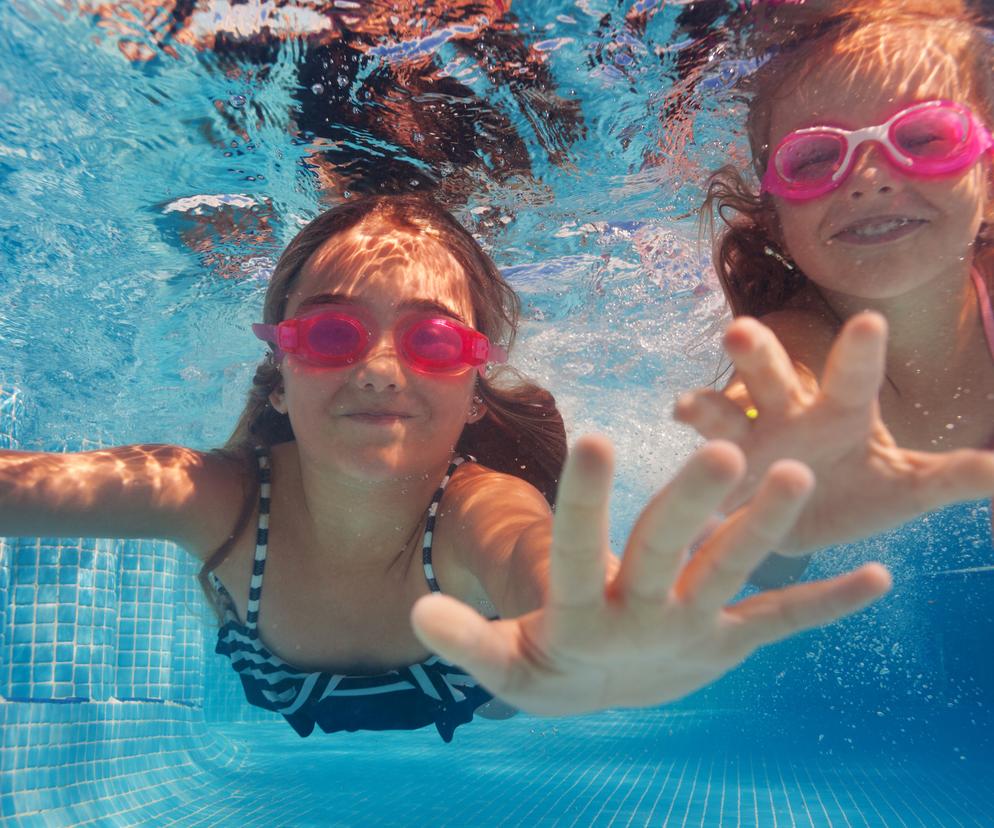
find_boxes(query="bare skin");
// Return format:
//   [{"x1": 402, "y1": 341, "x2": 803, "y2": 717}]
[
  {"x1": 0, "y1": 433, "x2": 891, "y2": 712},
  {"x1": 413, "y1": 436, "x2": 890, "y2": 714}
]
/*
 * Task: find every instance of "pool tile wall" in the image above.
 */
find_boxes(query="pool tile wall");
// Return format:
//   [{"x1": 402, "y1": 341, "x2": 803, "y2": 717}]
[
  {"x1": 0, "y1": 384, "x2": 275, "y2": 824},
  {"x1": 0, "y1": 701, "x2": 248, "y2": 825},
  {"x1": 0, "y1": 386, "x2": 22, "y2": 678}
]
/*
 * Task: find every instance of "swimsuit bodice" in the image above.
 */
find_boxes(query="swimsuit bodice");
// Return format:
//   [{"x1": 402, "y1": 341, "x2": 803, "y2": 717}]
[{"x1": 209, "y1": 449, "x2": 492, "y2": 742}]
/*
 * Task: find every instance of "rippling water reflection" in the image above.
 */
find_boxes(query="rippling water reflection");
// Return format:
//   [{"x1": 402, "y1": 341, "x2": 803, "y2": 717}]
[{"x1": 0, "y1": 0, "x2": 754, "y2": 464}]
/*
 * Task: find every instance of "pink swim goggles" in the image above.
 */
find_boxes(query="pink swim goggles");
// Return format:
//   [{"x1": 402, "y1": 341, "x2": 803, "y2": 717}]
[
  {"x1": 252, "y1": 306, "x2": 507, "y2": 374},
  {"x1": 761, "y1": 100, "x2": 993, "y2": 201}
]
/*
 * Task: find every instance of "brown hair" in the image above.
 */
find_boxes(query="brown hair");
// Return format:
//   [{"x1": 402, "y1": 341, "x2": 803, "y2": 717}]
[
  {"x1": 199, "y1": 194, "x2": 567, "y2": 610},
  {"x1": 701, "y1": 0, "x2": 994, "y2": 318}
]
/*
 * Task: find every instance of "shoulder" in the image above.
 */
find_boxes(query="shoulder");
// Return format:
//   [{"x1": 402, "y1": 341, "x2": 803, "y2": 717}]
[
  {"x1": 440, "y1": 462, "x2": 550, "y2": 564},
  {"x1": 436, "y1": 461, "x2": 552, "y2": 615},
  {"x1": 156, "y1": 445, "x2": 258, "y2": 559},
  {"x1": 443, "y1": 461, "x2": 551, "y2": 523}
]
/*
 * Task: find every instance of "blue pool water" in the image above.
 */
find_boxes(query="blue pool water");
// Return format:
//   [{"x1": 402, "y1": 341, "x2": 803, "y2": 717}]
[{"x1": 1, "y1": 1, "x2": 993, "y2": 825}]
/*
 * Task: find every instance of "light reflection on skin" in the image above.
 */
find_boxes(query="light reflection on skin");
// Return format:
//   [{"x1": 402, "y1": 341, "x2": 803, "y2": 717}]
[{"x1": 0, "y1": 445, "x2": 212, "y2": 541}]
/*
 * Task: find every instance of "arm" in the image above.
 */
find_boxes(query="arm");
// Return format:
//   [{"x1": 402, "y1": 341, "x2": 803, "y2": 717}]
[
  {"x1": 0, "y1": 444, "x2": 248, "y2": 559},
  {"x1": 412, "y1": 436, "x2": 891, "y2": 717}
]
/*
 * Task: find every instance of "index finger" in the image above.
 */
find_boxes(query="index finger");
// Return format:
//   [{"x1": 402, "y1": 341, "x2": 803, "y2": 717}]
[
  {"x1": 724, "y1": 317, "x2": 807, "y2": 414},
  {"x1": 548, "y1": 435, "x2": 614, "y2": 608},
  {"x1": 615, "y1": 440, "x2": 745, "y2": 601}
]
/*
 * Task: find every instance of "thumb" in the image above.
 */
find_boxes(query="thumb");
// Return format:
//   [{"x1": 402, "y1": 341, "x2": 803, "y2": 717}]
[
  {"x1": 411, "y1": 593, "x2": 514, "y2": 693},
  {"x1": 919, "y1": 450, "x2": 994, "y2": 511}
]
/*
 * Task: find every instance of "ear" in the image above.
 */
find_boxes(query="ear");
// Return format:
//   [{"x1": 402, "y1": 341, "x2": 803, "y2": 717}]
[{"x1": 467, "y1": 398, "x2": 487, "y2": 424}]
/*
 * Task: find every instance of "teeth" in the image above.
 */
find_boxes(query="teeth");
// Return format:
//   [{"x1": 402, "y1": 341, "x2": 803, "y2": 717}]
[{"x1": 850, "y1": 218, "x2": 914, "y2": 237}]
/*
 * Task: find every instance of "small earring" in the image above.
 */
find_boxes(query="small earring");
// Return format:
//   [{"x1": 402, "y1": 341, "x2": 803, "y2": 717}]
[
  {"x1": 469, "y1": 395, "x2": 483, "y2": 418},
  {"x1": 764, "y1": 245, "x2": 795, "y2": 270}
]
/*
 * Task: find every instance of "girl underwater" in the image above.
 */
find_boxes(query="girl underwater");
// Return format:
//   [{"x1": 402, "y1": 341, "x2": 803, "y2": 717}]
[
  {"x1": 678, "y1": 0, "x2": 994, "y2": 584},
  {"x1": 0, "y1": 194, "x2": 889, "y2": 741}
]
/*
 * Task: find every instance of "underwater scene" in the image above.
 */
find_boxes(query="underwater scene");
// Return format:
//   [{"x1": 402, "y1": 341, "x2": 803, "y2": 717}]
[{"x1": 1, "y1": 1, "x2": 993, "y2": 825}]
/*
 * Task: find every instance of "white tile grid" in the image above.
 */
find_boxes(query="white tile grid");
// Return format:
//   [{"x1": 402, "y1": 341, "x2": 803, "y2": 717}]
[
  {"x1": 170, "y1": 552, "x2": 208, "y2": 706},
  {"x1": 2, "y1": 383, "x2": 993, "y2": 827},
  {"x1": 616, "y1": 723, "x2": 673, "y2": 827},
  {"x1": 0, "y1": 703, "x2": 251, "y2": 827},
  {"x1": 588, "y1": 716, "x2": 664, "y2": 825},
  {"x1": 116, "y1": 537, "x2": 177, "y2": 700},
  {"x1": 3, "y1": 537, "x2": 113, "y2": 700},
  {"x1": 9, "y1": 710, "x2": 994, "y2": 828}
]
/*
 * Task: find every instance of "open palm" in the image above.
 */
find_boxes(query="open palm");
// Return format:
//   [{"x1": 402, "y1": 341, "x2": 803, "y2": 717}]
[
  {"x1": 411, "y1": 436, "x2": 889, "y2": 716},
  {"x1": 675, "y1": 313, "x2": 994, "y2": 554}
]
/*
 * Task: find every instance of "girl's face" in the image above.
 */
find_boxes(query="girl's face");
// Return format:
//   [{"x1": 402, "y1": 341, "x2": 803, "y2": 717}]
[
  {"x1": 273, "y1": 219, "x2": 484, "y2": 481},
  {"x1": 768, "y1": 47, "x2": 991, "y2": 302}
]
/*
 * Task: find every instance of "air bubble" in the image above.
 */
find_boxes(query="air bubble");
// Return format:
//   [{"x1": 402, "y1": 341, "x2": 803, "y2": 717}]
[
  {"x1": 228, "y1": 94, "x2": 247, "y2": 108},
  {"x1": 311, "y1": 83, "x2": 325, "y2": 95}
]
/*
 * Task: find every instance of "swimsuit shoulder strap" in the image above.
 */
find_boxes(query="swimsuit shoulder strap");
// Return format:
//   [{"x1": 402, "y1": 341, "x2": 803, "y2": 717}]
[
  {"x1": 243, "y1": 447, "x2": 273, "y2": 634},
  {"x1": 422, "y1": 455, "x2": 471, "y2": 594}
]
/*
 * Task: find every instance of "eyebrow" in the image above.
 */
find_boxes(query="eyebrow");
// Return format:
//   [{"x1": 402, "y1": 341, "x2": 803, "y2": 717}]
[{"x1": 294, "y1": 292, "x2": 469, "y2": 323}]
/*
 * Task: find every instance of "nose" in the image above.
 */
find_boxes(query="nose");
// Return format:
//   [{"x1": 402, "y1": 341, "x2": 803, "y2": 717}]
[
  {"x1": 351, "y1": 334, "x2": 406, "y2": 392},
  {"x1": 844, "y1": 142, "x2": 898, "y2": 200}
]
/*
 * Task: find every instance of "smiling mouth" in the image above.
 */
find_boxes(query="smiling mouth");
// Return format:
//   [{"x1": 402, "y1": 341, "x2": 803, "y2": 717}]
[
  {"x1": 344, "y1": 412, "x2": 412, "y2": 422},
  {"x1": 831, "y1": 217, "x2": 928, "y2": 244}
]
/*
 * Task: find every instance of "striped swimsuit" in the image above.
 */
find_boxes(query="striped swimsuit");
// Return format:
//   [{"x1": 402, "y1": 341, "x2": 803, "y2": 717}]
[{"x1": 209, "y1": 450, "x2": 493, "y2": 742}]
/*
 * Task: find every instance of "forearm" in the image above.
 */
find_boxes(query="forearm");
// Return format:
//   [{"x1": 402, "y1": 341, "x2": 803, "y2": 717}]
[
  {"x1": 0, "y1": 445, "x2": 215, "y2": 544},
  {"x1": 0, "y1": 450, "x2": 107, "y2": 537}
]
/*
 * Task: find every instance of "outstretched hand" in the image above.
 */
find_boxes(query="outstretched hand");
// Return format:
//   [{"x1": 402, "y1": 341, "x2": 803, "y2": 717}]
[
  {"x1": 411, "y1": 436, "x2": 889, "y2": 716},
  {"x1": 675, "y1": 313, "x2": 994, "y2": 554}
]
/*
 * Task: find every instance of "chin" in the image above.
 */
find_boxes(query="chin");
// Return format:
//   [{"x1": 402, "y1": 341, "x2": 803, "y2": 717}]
[{"x1": 810, "y1": 259, "x2": 941, "y2": 300}]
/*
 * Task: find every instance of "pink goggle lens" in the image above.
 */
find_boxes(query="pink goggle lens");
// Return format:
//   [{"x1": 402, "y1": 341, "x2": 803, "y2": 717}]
[
  {"x1": 764, "y1": 101, "x2": 992, "y2": 200},
  {"x1": 303, "y1": 314, "x2": 367, "y2": 365},
  {"x1": 890, "y1": 106, "x2": 970, "y2": 160},
  {"x1": 254, "y1": 310, "x2": 505, "y2": 374},
  {"x1": 402, "y1": 319, "x2": 472, "y2": 371},
  {"x1": 775, "y1": 133, "x2": 846, "y2": 184}
]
